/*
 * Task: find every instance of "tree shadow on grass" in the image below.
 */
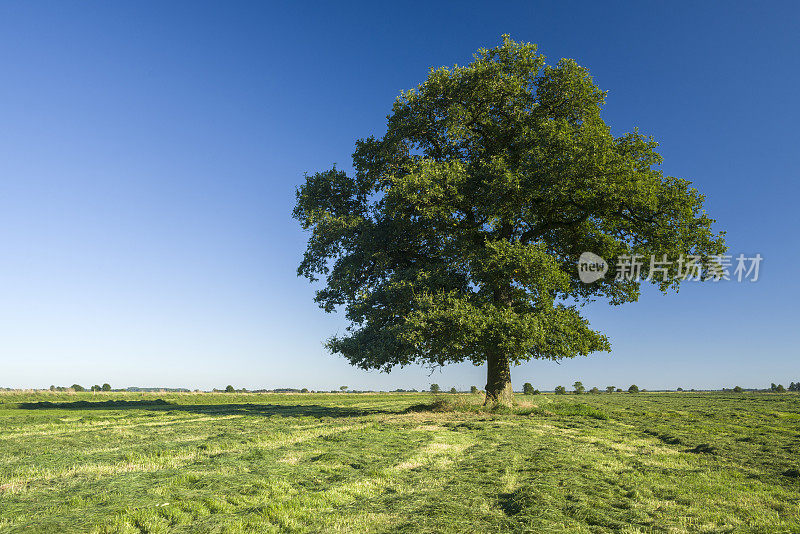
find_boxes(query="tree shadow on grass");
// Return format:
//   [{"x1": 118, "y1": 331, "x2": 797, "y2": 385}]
[{"x1": 16, "y1": 399, "x2": 388, "y2": 419}]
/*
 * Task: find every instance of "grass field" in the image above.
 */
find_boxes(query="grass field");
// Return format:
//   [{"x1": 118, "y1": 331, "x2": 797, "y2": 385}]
[{"x1": 0, "y1": 391, "x2": 798, "y2": 533}]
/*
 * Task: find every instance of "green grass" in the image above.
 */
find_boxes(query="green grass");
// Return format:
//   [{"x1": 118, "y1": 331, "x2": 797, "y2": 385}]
[{"x1": 0, "y1": 391, "x2": 798, "y2": 533}]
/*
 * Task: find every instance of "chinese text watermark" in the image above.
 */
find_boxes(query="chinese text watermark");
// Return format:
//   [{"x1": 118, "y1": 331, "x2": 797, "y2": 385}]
[{"x1": 577, "y1": 253, "x2": 763, "y2": 283}]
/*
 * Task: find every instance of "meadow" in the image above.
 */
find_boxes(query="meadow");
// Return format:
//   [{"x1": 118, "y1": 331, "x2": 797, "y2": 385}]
[{"x1": 0, "y1": 391, "x2": 798, "y2": 533}]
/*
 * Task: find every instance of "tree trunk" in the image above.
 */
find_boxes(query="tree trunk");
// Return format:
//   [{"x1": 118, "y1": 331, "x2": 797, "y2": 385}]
[
  {"x1": 485, "y1": 278, "x2": 515, "y2": 407},
  {"x1": 484, "y1": 350, "x2": 513, "y2": 407}
]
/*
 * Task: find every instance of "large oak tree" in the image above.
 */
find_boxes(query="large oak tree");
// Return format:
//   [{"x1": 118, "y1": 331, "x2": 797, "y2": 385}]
[{"x1": 293, "y1": 36, "x2": 725, "y2": 405}]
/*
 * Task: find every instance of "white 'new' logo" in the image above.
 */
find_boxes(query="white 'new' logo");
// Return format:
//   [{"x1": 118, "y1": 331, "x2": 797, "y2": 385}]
[{"x1": 577, "y1": 252, "x2": 608, "y2": 283}]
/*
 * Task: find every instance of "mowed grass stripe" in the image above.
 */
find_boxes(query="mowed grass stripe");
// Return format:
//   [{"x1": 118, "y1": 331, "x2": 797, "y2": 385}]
[
  {"x1": 0, "y1": 413, "x2": 247, "y2": 440},
  {"x1": 107, "y1": 426, "x2": 477, "y2": 533},
  {"x1": 0, "y1": 422, "x2": 371, "y2": 492}
]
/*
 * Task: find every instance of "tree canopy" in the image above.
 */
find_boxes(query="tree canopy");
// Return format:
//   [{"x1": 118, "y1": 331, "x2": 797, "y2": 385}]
[{"x1": 293, "y1": 36, "x2": 726, "y2": 405}]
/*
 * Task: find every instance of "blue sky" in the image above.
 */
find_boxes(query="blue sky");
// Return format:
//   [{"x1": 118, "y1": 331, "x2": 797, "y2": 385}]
[{"x1": 1, "y1": 1, "x2": 798, "y2": 391}]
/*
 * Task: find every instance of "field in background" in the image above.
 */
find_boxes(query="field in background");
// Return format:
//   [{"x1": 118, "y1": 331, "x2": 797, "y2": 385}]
[{"x1": 0, "y1": 391, "x2": 798, "y2": 533}]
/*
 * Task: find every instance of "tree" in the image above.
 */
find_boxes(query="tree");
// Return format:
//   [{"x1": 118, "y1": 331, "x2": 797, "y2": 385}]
[
  {"x1": 776, "y1": 384, "x2": 786, "y2": 393},
  {"x1": 770, "y1": 383, "x2": 778, "y2": 391},
  {"x1": 90, "y1": 385, "x2": 101, "y2": 392},
  {"x1": 589, "y1": 387, "x2": 600, "y2": 394},
  {"x1": 676, "y1": 387, "x2": 683, "y2": 391},
  {"x1": 430, "y1": 384, "x2": 441, "y2": 393},
  {"x1": 71, "y1": 384, "x2": 85, "y2": 392},
  {"x1": 606, "y1": 386, "x2": 615, "y2": 393},
  {"x1": 450, "y1": 387, "x2": 458, "y2": 393},
  {"x1": 470, "y1": 385, "x2": 478, "y2": 394},
  {"x1": 102, "y1": 383, "x2": 111, "y2": 391},
  {"x1": 733, "y1": 386, "x2": 743, "y2": 393},
  {"x1": 554, "y1": 386, "x2": 566, "y2": 395},
  {"x1": 573, "y1": 381, "x2": 585, "y2": 395},
  {"x1": 523, "y1": 382, "x2": 535, "y2": 395},
  {"x1": 293, "y1": 36, "x2": 726, "y2": 406},
  {"x1": 339, "y1": 386, "x2": 349, "y2": 392},
  {"x1": 301, "y1": 388, "x2": 310, "y2": 393},
  {"x1": 225, "y1": 385, "x2": 235, "y2": 393},
  {"x1": 628, "y1": 384, "x2": 639, "y2": 393}
]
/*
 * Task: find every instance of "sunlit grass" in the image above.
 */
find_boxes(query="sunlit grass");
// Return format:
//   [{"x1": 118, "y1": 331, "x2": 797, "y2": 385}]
[{"x1": 0, "y1": 391, "x2": 798, "y2": 532}]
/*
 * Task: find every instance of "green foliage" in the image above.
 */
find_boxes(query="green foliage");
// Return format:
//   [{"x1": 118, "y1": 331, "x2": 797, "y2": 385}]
[
  {"x1": 70, "y1": 384, "x2": 85, "y2": 392},
  {"x1": 101, "y1": 383, "x2": 111, "y2": 392},
  {"x1": 628, "y1": 384, "x2": 639, "y2": 394},
  {"x1": 293, "y1": 36, "x2": 726, "y2": 382},
  {"x1": 523, "y1": 382, "x2": 535, "y2": 395},
  {"x1": 554, "y1": 385, "x2": 567, "y2": 395},
  {"x1": 606, "y1": 386, "x2": 615, "y2": 393},
  {"x1": 573, "y1": 381, "x2": 585, "y2": 394},
  {"x1": 470, "y1": 385, "x2": 478, "y2": 394},
  {"x1": 589, "y1": 387, "x2": 600, "y2": 394},
  {"x1": 775, "y1": 384, "x2": 786, "y2": 393},
  {"x1": 430, "y1": 384, "x2": 441, "y2": 393},
  {"x1": 449, "y1": 387, "x2": 458, "y2": 394},
  {"x1": 224, "y1": 385, "x2": 235, "y2": 393},
  {"x1": 733, "y1": 386, "x2": 743, "y2": 393},
  {"x1": 301, "y1": 388, "x2": 310, "y2": 393},
  {"x1": 340, "y1": 386, "x2": 349, "y2": 392}
]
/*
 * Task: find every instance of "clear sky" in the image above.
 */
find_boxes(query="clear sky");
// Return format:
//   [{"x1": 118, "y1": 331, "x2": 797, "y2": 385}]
[{"x1": 1, "y1": 1, "x2": 798, "y2": 391}]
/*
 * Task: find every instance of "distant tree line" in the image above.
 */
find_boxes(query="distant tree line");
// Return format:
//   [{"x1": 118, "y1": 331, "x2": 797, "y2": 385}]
[
  {"x1": 48, "y1": 383, "x2": 111, "y2": 392},
  {"x1": 530, "y1": 383, "x2": 641, "y2": 394},
  {"x1": 28, "y1": 380, "x2": 800, "y2": 394}
]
